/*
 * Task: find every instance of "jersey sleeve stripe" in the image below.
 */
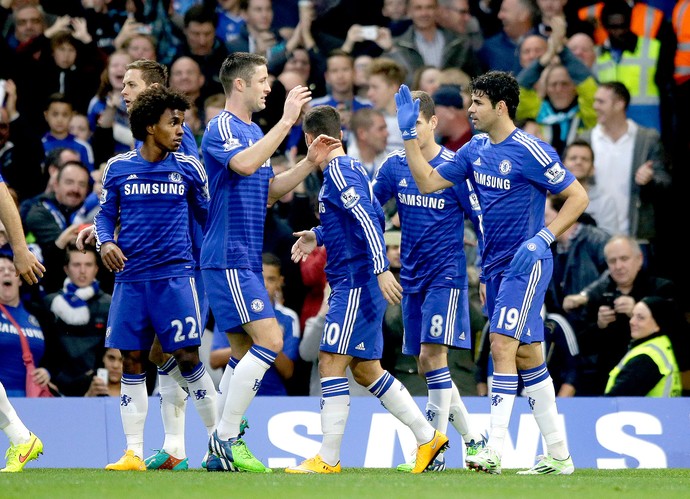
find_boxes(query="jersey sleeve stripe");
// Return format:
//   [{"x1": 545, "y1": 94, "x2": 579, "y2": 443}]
[
  {"x1": 329, "y1": 160, "x2": 347, "y2": 190},
  {"x1": 513, "y1": 131, "x2": 552, "y2": 166},
  {"x1": 352, "y1": 203, "x2": 386, "y2": 273}
]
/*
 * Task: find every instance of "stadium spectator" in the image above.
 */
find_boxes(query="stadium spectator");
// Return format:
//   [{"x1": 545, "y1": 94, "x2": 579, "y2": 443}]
[
  {"x1": 436, "y1": 0, "x2": 483, "y2": 51},
  {"x1": 604, "y1": 296, "x2": 682, "y2": 397},
  {"x1": 561, "y1": 139, "x2": 621, "y2": 236},
  {"x1": 42, "y1": 244, "x2": 110, "y2": 396},
  {"x1": 431, "y1": 84, "x2": 471, "y2": 151},
  {"x1": 0, "y1": 79, "x2": 45, "y2": 201},
  {"x1": 122, "y1": 33, "x2": 157, "y2": 62},
  {"x1": 578, "y1": 81, "x2": 672, "y2": 272},
  {"x1": 21, "y1": 160, "x2": 90, "y2": 294},
  {"x1": 168, "y1": 56, "x2": 206, "y2": 121},
  {"x1": 347, "y1": 108, "x2": 388, "y2": 179},
  {"x1": 84, "y1": 347, "x2": 123, "y2": 397},
  {"x1": 566, "y1": 32, "x2": 596, "y2": 69},
  {"x1": 366, "y1": 57, "x2": 407, "y2": 154},
  {"x1": 565, "y1": 235, "x2": 681, "y2": 396},
  {"x1": 383, "y1": 0, "x2": 481, "y2": 88},
  {"x1": 41, "y1": 93, "x2": 94, "y2": 171},
  {"x1": 412, "y1": 65, "x2": 442, "y2": 94},
  {"x1": 287, "y1": 104, "x2": 447, "y2": 475},
  {"x1": 478, "y1": 0, "x2": 539, "y2": 74}
]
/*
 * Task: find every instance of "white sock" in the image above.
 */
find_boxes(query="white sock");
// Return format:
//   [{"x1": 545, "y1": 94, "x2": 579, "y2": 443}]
[
  {"x1": 318, "y1": 377, "x2": 350, "y2": 466},
  {"x1": 449, "y1": 381, "x2": 482, "y2": 443},
  {"x1": 487, "y1": 373, "x2": 518, "y2": 456},
  {"x1": 0, "y1": 382, "x2": 30, "y2": 445},
  {"x1": 216, "y1": 345, "x2": 276, "y2": 440},
  {"x1": 181, "y1": 362, "x2": 218, "y2": 436},
  {"x1": 425, "y1": 367, "x2": 452, "y2": 434},
  {"x1": 159, "y1": 356, "x2": 188, "y2": 391},
  {"x1": 368, "y1": 371, "x2": 434, "y2": 445},
  {"x1": 158, "y1": 370, "x2": 187, "y2": 458},
  {"x1": 121, "y1": 373, "x2": 148, "y2": 459},
  {"x1": 521, "y1": 365, "x2": 569, "y2": 460},
  {"x1": 216, "y1": 357, "x2": 238, "y2": 422}
]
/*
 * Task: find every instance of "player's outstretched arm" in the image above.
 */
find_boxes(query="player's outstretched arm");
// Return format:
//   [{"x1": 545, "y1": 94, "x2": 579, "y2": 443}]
[
  {"x1": 268, "y1": 134, "x2": 341, "y2": 204},
  {"x1": 0, "y1": 183, "x2": 45, "y2": 284},
  {"x1": 377, "y1": 270, "x2": 403, "y2": 305},
  {"x1": 291, "y1": 230, "x2": 317, "y2": 263}
]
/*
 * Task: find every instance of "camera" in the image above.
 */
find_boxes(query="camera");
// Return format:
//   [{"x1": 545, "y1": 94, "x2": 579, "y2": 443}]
[
  {"x1": 361, "y1": 26, "x2": 378, "y2": 41},
  {"x1": 0, "y1": 79, "x2": 6, "y2": 107},
  {"x1": 96, "y1": 368, "x2": 109, "y2": 384}
]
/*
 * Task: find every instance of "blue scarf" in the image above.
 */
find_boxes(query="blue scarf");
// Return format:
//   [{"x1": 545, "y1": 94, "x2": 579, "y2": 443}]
[
  {"x1": 536, "y1": 99, "x2": 580, "y2": 143},
  {"x1": 50, "y1": 279, "x2": 99, "y2": 326}
]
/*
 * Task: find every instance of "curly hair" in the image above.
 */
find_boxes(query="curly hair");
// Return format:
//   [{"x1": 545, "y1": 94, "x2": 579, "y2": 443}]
[
  {"x1": 469, "y1": 71, "x2": 520, "y2": 120},
  {"x1": 129, "y1": 86, "x2": 190, "y2": 142}
]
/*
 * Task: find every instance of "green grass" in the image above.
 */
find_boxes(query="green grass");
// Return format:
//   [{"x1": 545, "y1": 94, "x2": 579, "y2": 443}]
[{"x1": 2, "y1": 469, "x2": 690, "y2": 499}]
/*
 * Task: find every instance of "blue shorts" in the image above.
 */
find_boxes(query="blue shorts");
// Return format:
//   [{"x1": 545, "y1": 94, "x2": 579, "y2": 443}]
[
  {"x1": 105, "y1": 277, "x2": 203, "y2": 352},
  {"x1": 202, "y1": 268, "x2": 275, "y2": 332},
  {"x1": 320, "y1": 278, "x2": 385, "y2": 360},
  {"x1": 402, "y1": 285, "x2": 472, "y2": 356},
  {"x1": 484, "y1": 259, "x2": 552, "y2": 344},
  {"x1": 195, "y1": 269, "x2": 209, "y2": 330}
]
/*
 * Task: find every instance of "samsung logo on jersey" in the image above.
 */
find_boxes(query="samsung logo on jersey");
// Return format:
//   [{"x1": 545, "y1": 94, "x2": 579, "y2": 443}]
[
  {"x1": 0, "y1": 323, "x2": 44, "y2": 339},
  {"x1": 124, "y1": 183, "x2": 186, "y2": 196},
  {"x1": 397, "y1": 193, "x2": 446, "y2": 210},
  {"x1": 474, "y1": 171, "x2": 511, "y2": 190}
]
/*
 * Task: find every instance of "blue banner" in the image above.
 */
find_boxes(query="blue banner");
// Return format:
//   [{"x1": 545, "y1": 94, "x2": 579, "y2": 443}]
[{"x1": 8, "y1": 396, "x2": 690, "y2": 469}]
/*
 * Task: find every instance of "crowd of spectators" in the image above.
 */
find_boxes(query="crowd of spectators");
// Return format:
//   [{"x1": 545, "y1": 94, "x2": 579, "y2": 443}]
[{"x1": 0, "y1": 0, "x2": 688, "y2": 398}]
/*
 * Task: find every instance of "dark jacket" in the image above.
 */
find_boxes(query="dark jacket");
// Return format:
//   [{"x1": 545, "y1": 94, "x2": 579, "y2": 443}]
[
  {"x1": 387, "y1": 25, "x2": 481, "y2": 87},
  {"x1": 42, "y1": 286, "x2": 111, "y2": 396}
]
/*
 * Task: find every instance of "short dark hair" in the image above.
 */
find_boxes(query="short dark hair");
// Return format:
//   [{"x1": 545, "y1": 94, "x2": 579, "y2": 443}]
[
  {"x1": 65, "y1": 242, "x2": 98, "y2": 265},
  {"x1": 563, "y1": 139, "x2": 594, "y2": 161},
  {"x1": 411, "y1": 90, "x2": 435, "y2": 121},
  {"x1": 129, "y1": 86, "x2": 190, "y2": 142},
  {"x1": 45, "y1": 93, "x2": 73, "y2": 111},
  {"x1": 303, "y1": 105, "x2": 341, "y2": 140},
  {"x1": 601, "y1": 0, "x2": 632, "y2": 28},
  {"x1": 184, "y1": 4, "x2": 217, "y2": 28},
  {"x1": 262, "y1": 252, "x2": 282, "y2": 270},
  {"x1": 469, "y1": 71, "x2": 520, "y2": 120},
  {"x1": 219, "y1": 52, "x2": 268, "y2": 95},
  {"x1": 57, "y1": 160, "x2": 90, "y2": 182},
  {"x1": 126, "y1": 59, "x2": 168, "y2": 87},
  {"x1": 350, "y1": 107, "x2": 384, "y2": 133},
  {"x1": 599, "y1": 81, "x2": 631, "y2": 109}
]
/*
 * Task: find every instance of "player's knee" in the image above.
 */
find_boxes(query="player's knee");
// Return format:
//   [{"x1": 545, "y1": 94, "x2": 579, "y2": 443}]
[
  {"x1": 172, "y1": 348, "x2": 200, "y2": 372},
  {"x1": 121, "y1": 350, "x2": 145, "y2": 374},
  {"x1": 149, "y1": 349, "x2": 167, "y2": 366}
]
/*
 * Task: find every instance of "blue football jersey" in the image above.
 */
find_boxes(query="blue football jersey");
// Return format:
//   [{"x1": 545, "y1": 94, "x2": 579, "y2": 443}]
[
  {"x1": 200, "y1": 111, "x2": 274, "y2": 272},
  {"x1": 374, "y1": 146, "x2": 481, "y2": 293},
  {"x1": 314, "y1": 155, "x2": 389, "y2": 286},
  {"x1": 436, "y1": 128, "x2": 575, "y2": 278},
  {"x1": 94, "y1": 149, "x2": 209, "y2": 282}
]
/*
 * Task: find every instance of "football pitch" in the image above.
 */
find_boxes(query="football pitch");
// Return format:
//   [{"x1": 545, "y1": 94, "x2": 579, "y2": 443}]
[{"x1": 2, "y1": 468, "x2": 690, "y2": 499}]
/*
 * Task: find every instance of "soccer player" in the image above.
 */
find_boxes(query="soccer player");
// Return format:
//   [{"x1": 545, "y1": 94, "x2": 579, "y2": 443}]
[
  {"x1": 285, "y1": 105, "x2": 448, "y2": 475},
  {"x1": 373, "y1": 90, "x2": 486, "y2": 472},
  {"x1": 96, "y1": 86, "x2": 217, "y2": 471},
  {"x1": 202, "y1": 52, "x2": 340, "y2": 473},
  {"x1": 395, "y1": 71, "x2": 588, "y2": 475},
  {"x1": 0, "y1": 173, "x2": 45, "y2": 472},
  {"x1": 78, "y1": 59, "x2": 216, "y2": 470}
]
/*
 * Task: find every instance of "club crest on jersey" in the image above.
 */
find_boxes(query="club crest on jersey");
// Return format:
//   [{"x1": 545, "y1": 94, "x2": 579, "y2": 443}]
[
  {"x1": 28, "y1": 315, "x2": 40, "y2": 327},
  {"x1": 251, "y1": 299, "x2": 265, "y2": 312},
  {"x1": 499, "y1": 159, "x2": 512, "y2": 175},
  {"x1": 340, "y1": 187, "x2": 360, "y2": 209},
  {"x1": 168, "y1": 172, "x2": 182, "y2": 183},
  {"x1": 544, "y1": 162, "x2": 566, "y2": 185},
  {"x1": 100, "y1": 188, "x2": 108, "y2": 204}
]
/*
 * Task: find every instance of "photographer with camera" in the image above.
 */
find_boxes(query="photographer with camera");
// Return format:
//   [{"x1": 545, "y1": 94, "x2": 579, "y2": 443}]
[{"x1": 567, "y1": 235, "x2": 682, "y2": 395}]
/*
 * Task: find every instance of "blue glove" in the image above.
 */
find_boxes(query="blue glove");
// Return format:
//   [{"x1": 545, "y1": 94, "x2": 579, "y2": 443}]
[
  {"x1": 394, "y1": 84, "x2": 419, "y2": 140},
  {"x1": 509, "y1": 228, "x2": 555, "y2": 274}
]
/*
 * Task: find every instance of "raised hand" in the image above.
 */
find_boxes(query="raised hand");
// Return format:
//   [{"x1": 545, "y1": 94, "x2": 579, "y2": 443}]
[
  {"x1": 282, "y1": 84, "x2": 312, "y2": 125},
  {"x1": 291, "y1": 230, "x2": 317, "y2": 263},
  {"x1": 394, "y1": 84, "x2": 419, "y2": 140},
  {"x1": 306, "y1": 134, "x2": 341, "y2": 165}
]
